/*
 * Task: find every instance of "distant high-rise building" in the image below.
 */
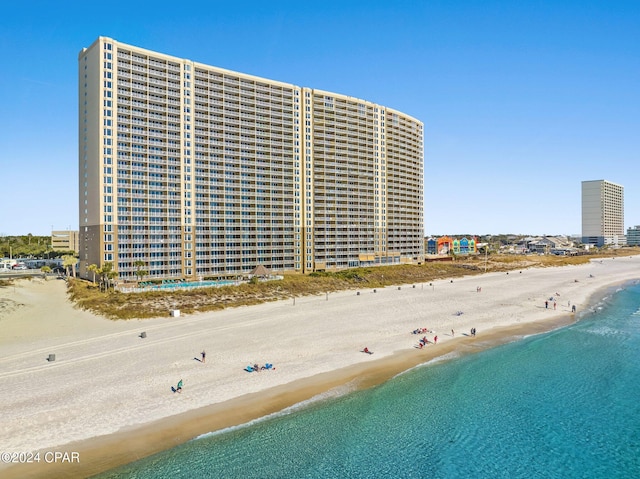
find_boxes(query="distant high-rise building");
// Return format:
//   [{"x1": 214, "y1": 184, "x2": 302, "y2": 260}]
[
  {"x1": 51, "y1": 230, "x2": 79, "y2": 253},
  {"x1": 78, "y1": 37, "x2": 424, "y2": 281},
  {"x1": 627, "y1": 225, "x2": 640, "y2": 246},
  {"x1": 581, "y1": 180, "x2": 625, "y2": 246}
]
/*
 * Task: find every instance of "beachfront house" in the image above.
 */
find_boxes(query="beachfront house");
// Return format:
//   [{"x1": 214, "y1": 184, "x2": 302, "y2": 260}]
[{"x1": 525, "y1": 236, "x2": 573, "y2": 254}]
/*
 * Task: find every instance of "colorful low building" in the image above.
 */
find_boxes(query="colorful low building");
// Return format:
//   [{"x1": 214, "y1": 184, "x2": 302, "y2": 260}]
[
  {"x1": 452, "y1": 237, "x2": 477, "y2": 255},
  {"x1": 426, "y1": 236, "x2": 477, "y2": 256}
]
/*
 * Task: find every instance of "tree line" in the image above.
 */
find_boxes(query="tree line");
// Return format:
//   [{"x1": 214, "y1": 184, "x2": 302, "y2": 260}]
[{"x1": 0, "y1": 234, "x2": 74, "y2": 259}]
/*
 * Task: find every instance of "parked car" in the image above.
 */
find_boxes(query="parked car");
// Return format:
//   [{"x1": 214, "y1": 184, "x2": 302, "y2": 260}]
[{"x1": 12, "y1": 264, "x2": 27, "y2": 270}]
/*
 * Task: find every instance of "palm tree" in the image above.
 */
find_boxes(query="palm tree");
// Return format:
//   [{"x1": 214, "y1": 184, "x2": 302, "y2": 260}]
[
  {"x1": 99, "y1": 262, "x2": 118, "y2": 291},
  {"x1": 88, "y1": 263, "x2": 98, "y2": 285},
  {"x1": 105, "y1": 270, "x2": 118, "y2": 291},
  {"x1": 133, "y1": 260, "x2": 148, "y2": 283},
  {"x1": 41, "y1": 265, "x2": 51, "y2": 280},
  {"x1": 96, "y1": 265, "x2": 105, "y2": 291},
  {"x1": 62, "y1": 255, "x2": 78, "y2": 277}
]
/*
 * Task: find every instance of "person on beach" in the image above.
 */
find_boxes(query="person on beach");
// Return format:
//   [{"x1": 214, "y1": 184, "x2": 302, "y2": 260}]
[
  {"x1": 545, "y1": 300, "x2": 548, "y2": 309},
  {"x1": 434, "y1": 335, "x2": 438, "y2": 344},
  {"x1": 572, "y1": 305, "x2": 577, "y2": 313},
  {"x1": 451, "y1": 329, "x2": 455, "y2": 337},
  {"x1": 553, "y1": 302, "x2": 557, "y2": 310},
  {"x1": 201, "y1": 350, "x2": 206, "y2": 363},
  {"x1": 176, "y1": 379, "x2": 183, "y2": 393}
]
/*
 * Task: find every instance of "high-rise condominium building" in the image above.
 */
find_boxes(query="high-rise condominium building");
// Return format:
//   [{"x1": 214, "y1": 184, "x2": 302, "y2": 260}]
[
  {"x1": 78, "y1": 37, "x2": 424, "y2": 281},
  {"x1": 581, "y1": 180, "x2": 625, "y2": 247}
]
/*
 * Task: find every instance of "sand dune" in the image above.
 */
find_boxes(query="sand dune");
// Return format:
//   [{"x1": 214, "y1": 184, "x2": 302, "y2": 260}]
[{"x1": 1, "y1": 256, "x2": 638, "y2": 478}]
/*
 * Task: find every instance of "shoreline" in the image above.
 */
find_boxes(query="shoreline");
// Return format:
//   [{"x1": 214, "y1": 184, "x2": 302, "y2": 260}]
[
  {"x1": 2, "y1": 257, "x2": 639, "y2": 478},
  {"x1": 6, "y1": 315, "x2": 578, "y2": 479}
]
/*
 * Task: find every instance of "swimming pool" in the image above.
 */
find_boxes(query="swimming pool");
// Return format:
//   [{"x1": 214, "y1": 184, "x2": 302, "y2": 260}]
[{"x1": 118, "y1": 279, "x2": 240, "y2": 293}]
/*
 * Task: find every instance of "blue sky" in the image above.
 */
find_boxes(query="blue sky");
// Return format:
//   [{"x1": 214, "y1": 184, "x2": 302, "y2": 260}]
[{"x1": 1, "y1": 0, "x2": 638, "y2": 237}]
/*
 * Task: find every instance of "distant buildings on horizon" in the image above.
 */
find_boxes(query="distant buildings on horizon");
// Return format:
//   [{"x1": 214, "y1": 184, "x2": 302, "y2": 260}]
[
  {"x1": 627, "y1": 225, "x2": 640, "y2": 247},
  {"x1": 426, "y1": 236, "x2": 477, "y2": 255},
  {"x1": 423, "y1": 180, "x2": 634, "y2": 247},
  {"x1": 52, "y1": 230, "x2": 79, "y2": 254},
  {"x1": 424, "y1": 234, "x2": 579, "y2": 256},
  {"x1": 581, "y1": 179, "x2": 625, "y2": 247}
]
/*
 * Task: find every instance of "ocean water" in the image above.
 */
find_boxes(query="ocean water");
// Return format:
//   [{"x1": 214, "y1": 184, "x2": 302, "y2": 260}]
[{"x1": 95, "y1": 282, "x2": 640, "y2": 479}]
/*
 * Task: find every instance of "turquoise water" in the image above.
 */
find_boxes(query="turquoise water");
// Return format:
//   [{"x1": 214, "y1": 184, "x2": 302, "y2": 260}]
[
  {"x1": 131, "y1": 280, "x2": 238, "y2": 292},
  {"x1": 95, "y1": 282, "x2": 640, "y2": 478},
  {"x1": 154, "y1": 280, "x2": 237, "y2": 291}
]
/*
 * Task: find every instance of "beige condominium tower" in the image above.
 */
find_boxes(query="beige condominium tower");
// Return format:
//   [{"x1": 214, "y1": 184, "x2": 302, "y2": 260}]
[
  {"x1": 581, "y1": 179, "x2": 625, "y2": 247},
  {"x1": 78, "y1": 37, "x2": 424, "y2": 281}
]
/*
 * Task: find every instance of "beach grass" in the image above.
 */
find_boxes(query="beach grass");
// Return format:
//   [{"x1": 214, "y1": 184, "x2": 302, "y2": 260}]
[{"x1": 67, "y1": 249, "x2": 639, "y2": 320}]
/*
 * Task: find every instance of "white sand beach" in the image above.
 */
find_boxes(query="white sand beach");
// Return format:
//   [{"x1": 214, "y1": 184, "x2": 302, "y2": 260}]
[{"x1": 1, "y1": 256, "x2": 639, "y2": 478}]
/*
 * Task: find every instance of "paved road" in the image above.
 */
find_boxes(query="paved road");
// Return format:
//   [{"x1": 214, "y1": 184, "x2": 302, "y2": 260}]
[{"x1": 0, "y1": 270, "x2": 58, "y2": 280}]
